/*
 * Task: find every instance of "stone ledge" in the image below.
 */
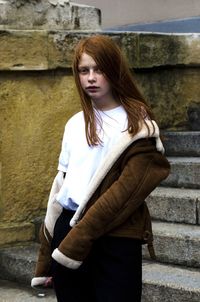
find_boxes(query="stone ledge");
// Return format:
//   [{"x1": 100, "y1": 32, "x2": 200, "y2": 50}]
[
  {"x1": 0, "y1": 31, "x2": 200, "y2": 70},
  {"x1": 0, "y1": 223, "x2": 35, "y2": 246}
]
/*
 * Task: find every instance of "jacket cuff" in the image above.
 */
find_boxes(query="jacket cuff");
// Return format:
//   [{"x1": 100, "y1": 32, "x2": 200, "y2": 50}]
[
  {"x1": 31, "y1": 277, "x2": 48, "y2": 288},
  {"x1": 52, "y1": 248, "x2": 82, "y2": 269}
]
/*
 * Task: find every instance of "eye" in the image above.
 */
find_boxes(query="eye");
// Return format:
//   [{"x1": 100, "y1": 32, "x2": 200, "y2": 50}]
[
  {"x1": 95, "y1": 67, "x2": 103, "y2": 74},
  {"x1": 78, "y1": 68, "x2": 88, "y2": 75}
]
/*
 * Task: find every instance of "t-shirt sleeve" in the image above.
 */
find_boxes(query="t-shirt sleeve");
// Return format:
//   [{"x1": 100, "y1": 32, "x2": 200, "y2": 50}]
[{"x1": 57, "y1": 124, "x2": 70, "y2": 172}]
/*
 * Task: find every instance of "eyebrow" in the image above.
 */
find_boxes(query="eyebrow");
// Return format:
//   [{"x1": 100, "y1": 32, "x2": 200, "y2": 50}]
[{"x1": 78, "y1": 63, "x2": 98, "y2": 68}]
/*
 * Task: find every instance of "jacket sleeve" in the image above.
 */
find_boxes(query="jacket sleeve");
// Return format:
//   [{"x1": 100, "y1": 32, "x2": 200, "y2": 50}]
[
  {"x1": 52, "y1": 142, "x2": 170, "y2": 269},
  {"x1": 31, "y1": 223, "x2": 52, "y2": 287}
]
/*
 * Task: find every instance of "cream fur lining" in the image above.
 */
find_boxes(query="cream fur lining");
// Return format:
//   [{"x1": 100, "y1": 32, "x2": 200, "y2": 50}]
[
  {"x1": 45, "y1": 172, "x2": 64, "y2": 237},
  {"x1": 69, "y1": 120, "x2": 164, "y2": 227},
  {"x1": 52, "y1": 248, "x2": 82, "y2": 269},
  {"x1": 31, "y1": 276, "x2": 48, "y2": 287},
  {"x1": 44, "y1": 120, "x2": 164, "y2": 235}
]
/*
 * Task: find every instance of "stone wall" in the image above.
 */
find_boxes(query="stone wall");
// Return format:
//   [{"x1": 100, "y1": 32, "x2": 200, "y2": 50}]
[{"x1": 0, "y1": 28, "x2": 200, "y2": 244}]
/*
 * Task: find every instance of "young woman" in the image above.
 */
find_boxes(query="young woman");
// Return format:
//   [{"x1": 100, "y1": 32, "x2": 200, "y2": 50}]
[{"x1": 31, "y1": 35, "x2": 170, "y2": 302}]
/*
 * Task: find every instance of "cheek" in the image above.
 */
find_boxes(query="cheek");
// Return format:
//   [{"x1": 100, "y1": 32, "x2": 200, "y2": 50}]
[
  {"x1": 101, "y1": 77, "x2": 111, "y2": 91},
  {"x1": 79, "y1": 75, "x2": 85, "y2": 88}
]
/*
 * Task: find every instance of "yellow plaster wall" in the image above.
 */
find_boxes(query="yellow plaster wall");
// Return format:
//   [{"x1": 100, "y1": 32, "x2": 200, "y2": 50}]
[
  {"x1": 0, "y1": 30, "x2": 200, "y2": 245},
  {"x1": 0, "y1": 71, "x2": 80, "y2": 243}
]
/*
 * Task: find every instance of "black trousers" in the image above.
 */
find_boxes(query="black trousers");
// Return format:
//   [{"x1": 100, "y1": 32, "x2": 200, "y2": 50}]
[{"x1": 51, "y1": 209, "x2": 142, "y2": 302}]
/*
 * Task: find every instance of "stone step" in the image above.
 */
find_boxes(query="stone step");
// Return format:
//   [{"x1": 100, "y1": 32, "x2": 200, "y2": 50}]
[
  {"x1": 0, "y1": 266, "x2": 200, "y2": 302},
  {"x1": 0, "y1": 279, "x2": 56, "y2": 302},
  {"x1": 142, "y1": 261, "x2": 200, "y2": 302},
  {"x1": 1, "y1": 244, "x2": 200, "y2": 302},
  {"x1": 146, "y1": 187, "x2": 200, "y2": 225},
  {"x1": 0, "y1": 243, "x2": 38, "y2": 285},
  {"x1": 162, "y1": 157, "x2": 200, "y2": 189},
  {"x1": 143, "y1": 221, "x2": 200, "y2": 268},
  {"x1": 0, "y1": 243, "x2": 200, "y2": 302},
  {"x1": 162, "y1": 131, "x2": 200, "y2": 157}
]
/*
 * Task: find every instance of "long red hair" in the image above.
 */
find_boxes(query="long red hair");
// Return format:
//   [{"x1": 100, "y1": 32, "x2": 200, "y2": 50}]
[{"x1": 73, "y1": 35, "x2": 155, "y2": 146}]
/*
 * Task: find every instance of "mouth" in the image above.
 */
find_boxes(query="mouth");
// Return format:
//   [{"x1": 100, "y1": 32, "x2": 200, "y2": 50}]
[{"x1": 86, "y1": 86, "x2": 100, "y2": 92}]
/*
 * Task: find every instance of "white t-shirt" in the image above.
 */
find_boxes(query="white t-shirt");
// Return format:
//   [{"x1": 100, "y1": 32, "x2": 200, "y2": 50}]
[{"x1": 56, "y1": 105, "x2": 128, "y2": 210}]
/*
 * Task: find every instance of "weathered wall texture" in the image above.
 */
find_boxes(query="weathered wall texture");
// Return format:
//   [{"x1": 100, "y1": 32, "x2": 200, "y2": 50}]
[
  {"x1": 0, "y1": 0, "x2": 101, "y2": 30},
  {"x1": 137, "y1": 68, "x2": 200, "y2": 129},
  {"x1": 0, "y1": 71, "x2": 79, "y2": 221},
  {"x1": 0, "y1": 70, "x2": 81, "y2": 244},
  {"x1": 0, "y1": 29, "x2": 200, "y2": 245}
]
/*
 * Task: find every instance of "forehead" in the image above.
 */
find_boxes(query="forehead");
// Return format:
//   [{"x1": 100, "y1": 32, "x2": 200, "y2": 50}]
[{"x1": 78, "y1": 52, "x2": 97, "y2": 67}]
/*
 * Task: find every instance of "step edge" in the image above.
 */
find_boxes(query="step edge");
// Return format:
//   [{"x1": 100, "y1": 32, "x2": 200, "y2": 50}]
[{"x1": 142, "y1": 261, "x2": 200, "y2": 292}]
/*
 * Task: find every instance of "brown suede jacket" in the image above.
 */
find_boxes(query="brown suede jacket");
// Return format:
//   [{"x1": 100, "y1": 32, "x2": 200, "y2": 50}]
[{"x1": 31, "y1": 121, "x2": 170, "y2": 287}]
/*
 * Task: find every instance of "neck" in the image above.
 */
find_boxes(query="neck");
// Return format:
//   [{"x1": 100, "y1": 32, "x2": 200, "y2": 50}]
[{"x1": 92, "y1": 97, "x2": 120, "y2": 111}]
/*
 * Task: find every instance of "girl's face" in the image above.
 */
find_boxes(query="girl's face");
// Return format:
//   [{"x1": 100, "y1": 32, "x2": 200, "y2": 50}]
[{"x1": 78, "y1": 52, "x2": 118, "y2": 110}]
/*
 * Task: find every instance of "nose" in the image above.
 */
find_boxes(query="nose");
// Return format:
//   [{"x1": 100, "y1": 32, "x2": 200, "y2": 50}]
[{"x1": 88, "y1": 70, "x2": 96, "y2": 83}]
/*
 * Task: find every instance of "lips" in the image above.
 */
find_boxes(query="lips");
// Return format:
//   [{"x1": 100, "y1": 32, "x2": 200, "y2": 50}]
[{"x1": 86, "y1": 86, "x2": 100, "y2": 91}]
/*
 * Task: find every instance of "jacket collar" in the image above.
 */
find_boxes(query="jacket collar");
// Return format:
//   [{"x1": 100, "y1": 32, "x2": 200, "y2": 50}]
[{"x1": 70, "y1": 120, "x2": 164, "y2": 227}]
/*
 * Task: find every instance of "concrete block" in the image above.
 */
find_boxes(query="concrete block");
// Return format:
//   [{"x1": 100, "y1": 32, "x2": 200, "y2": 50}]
[
  {"x1": 162, "y1": 131, "x2": 200, "y2": 156},
  {"x1": 143, "y1": 222, "x2": 200, "y2": 268},
  {"x1": 142, "y1": 261, "x2": 200, "y2": 302},
  {"x1": 162, "y1": 157, "x2": 200, "y2": 189},
  {"x1": 147, "y1": 187, "x2": 199, "y2": 224}
]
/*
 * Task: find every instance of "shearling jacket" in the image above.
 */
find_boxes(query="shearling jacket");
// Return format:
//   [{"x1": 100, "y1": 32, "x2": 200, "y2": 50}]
[{"x1": 31, "y1": 120, "x2": 170, "y2": 287}]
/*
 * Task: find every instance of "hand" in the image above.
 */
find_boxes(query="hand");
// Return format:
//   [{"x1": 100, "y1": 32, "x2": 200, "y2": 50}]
[{"x1": 44, "y1": 277, "x2": 53, "y2": 288}]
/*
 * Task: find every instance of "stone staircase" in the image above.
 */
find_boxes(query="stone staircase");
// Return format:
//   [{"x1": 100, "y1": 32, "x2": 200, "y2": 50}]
[
  {"x1": 0, "y1": 131, "x2": 199, "y2": 301},
  {"x1": 142, "y1": 131, "x2": 200, "y2": 301}
]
